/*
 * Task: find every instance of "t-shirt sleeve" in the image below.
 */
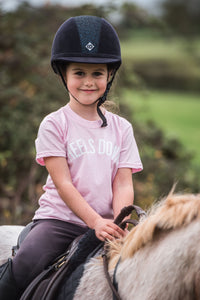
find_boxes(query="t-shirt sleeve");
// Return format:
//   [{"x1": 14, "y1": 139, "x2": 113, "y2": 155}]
[
  {"x1": 118, "y1": 123, "x2": 143, "y2": 173},
  {"x1": 35, "y1": 116, "x2": 67, "y2": 166}
]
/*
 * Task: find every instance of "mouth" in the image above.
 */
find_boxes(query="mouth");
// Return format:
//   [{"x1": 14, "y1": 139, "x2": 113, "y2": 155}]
[{"x1": 80, "y1": 89, "x2": 97, "y2": 94}]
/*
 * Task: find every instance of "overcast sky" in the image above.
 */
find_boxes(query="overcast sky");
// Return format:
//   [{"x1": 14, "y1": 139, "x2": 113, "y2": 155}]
[{"x1": 0, "y1": 0, "x2": 164, "y2": 14}]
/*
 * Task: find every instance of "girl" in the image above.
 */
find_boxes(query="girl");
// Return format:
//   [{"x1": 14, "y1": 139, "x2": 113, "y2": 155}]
[{"x1": 0, "y1": 15, "x2": 143, "y2": 299}]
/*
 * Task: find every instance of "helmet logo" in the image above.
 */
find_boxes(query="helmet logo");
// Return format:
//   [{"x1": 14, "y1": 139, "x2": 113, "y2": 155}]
[{"x1": 85, "y1": 42, "x2": 95, "y2": 51}]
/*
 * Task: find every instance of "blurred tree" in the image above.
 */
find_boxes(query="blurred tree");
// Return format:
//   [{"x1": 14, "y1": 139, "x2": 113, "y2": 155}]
[
  {"x1": 118, "y1": 2, "x2": 150, "y2": 37},
  {"x1": 161, "y1": 0, "x2": 200, "y2": 35}
]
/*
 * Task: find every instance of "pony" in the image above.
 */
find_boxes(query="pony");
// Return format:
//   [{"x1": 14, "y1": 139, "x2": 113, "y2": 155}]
[
  {"x1": 72, "y1": 192, "x2": 200, "y2": 300},
  {"x1": 0, "y1": 225, "x2": 24, "y2": 265},
  {"x1": 1, "y1": 192, "x2": 200, "y2": 300}
]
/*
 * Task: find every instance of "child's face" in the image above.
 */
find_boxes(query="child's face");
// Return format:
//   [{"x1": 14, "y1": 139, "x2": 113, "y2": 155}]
[{"x1": 65, "y1": 63, "x2": 109, "y2": 106}]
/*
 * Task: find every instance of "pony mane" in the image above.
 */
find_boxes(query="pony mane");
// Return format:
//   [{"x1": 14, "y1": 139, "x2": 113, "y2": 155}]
[{"x1": 109, "y1": 193, "x2": 200, "y2": 269}]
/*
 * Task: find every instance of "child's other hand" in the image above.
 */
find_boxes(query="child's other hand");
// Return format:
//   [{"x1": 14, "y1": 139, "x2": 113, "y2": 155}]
[{"x1": 93, "y1": 217, "x2": 125, "y2": 241}]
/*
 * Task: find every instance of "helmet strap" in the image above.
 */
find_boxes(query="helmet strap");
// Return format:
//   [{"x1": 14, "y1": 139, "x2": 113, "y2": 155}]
[
  {"x1": 56, "y1": 65, "x2": 69, "y2": 92},
  {"x1": 56, "y1": 64, "x2": 117, "y2": 127},
  {"x1": 97, "y1": 69, "x2": 117, "y2": 127}
]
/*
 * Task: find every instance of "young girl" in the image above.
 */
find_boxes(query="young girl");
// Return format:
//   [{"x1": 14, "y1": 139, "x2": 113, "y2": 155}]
[{"x1": 0, "y1": 15, "x2": 143, "y2": 299}]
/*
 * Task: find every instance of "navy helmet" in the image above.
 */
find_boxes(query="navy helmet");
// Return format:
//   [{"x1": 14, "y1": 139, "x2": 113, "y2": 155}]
[{"x1": 51, "y1": 16, "x2": 122, "y2": 126}]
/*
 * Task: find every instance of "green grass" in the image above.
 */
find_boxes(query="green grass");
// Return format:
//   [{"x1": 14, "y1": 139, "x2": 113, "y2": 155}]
[
  {"x1": 122, "y1": 39, "x2": 186, "y2": 61},
  {"x1": 121, "y1": 34, "x2": 200, "y2": 62},
  {"x1": 123, "y1": 89, "x2": 200, "y2": 164}
]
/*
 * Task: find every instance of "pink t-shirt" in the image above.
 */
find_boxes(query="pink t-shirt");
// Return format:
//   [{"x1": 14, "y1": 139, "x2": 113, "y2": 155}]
[{"x1": 33, "y1": 104, "x2": 143, "y2": 226}]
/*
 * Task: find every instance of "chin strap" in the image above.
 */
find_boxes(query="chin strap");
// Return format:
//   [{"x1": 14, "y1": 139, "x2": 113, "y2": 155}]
[
  {"x1": 97, "y1": 69, "x2": 117, "y2": 127},
  {"x1": 56, "y1": 65, "x2": 117, "y2": 127},
  {"x1": 97, "y1": 102, "x2": 107, "y2": 127},
  {"x1": 56, "y1": 65, "x2": 69, "y2": 92}
]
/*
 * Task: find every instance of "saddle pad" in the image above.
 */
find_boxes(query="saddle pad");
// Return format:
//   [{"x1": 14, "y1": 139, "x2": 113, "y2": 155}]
[
  {"x1": 56, "y1": 260, "x2": 85, "y2": 299},
  {"x1": 20, "y1": 229, "x2": 102, "y2": 300},
  {"x1": 57, "y1": 245, "x2": 103, "y2": 300}
]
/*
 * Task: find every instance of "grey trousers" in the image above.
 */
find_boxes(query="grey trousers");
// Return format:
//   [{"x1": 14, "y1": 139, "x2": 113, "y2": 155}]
[{"x1": 12, "y1": 219, "x2": 88, "y2": 290}]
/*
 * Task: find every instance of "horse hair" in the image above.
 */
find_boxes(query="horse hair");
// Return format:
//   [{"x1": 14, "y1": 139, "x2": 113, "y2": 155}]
[{"x1": 108, "y1": 192, "x2": 200, "y2": 269}]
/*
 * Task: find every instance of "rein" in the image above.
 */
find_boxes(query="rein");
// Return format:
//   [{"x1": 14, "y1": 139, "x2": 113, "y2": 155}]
[{"x1": 102, "y1": 205, "x2": 146, "y2": 300}]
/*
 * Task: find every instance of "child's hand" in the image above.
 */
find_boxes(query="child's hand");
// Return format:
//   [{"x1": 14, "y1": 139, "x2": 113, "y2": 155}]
[{"x1": 93, "y1": 217, "x2": 125, "y2": 241}]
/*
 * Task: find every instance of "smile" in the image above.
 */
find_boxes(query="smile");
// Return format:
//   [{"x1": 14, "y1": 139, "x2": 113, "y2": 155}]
[{"x1": 80, "y1": 89, "x2": 97, "y2": 94}]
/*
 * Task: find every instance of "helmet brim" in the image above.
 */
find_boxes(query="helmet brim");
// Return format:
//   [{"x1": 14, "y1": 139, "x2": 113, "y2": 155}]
[{"x1": 51, "y1": 55, "x2": 121, "y2": 74}]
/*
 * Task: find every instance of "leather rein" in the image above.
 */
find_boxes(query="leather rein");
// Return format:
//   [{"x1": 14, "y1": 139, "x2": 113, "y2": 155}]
[{"x1": 102, "y1": 205, "x2": 146, "y2": 300}]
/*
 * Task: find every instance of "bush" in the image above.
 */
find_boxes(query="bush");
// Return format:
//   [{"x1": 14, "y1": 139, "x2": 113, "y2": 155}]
[{"x1": 132, "y1": 58, "x2": 200, "y2": 92}]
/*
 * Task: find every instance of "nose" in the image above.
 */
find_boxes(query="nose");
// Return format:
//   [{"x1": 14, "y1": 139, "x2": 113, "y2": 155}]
[{"x1": 84, "y1": 75, "x2": 94, "y2": 87}]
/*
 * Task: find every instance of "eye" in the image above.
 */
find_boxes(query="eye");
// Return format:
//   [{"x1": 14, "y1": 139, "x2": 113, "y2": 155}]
[
  {"x1": 93, "y1": 71, "x2": 104, "y2": 77},
  {"x1": 75, "y1": 71, "x2": 84, "y2": 76}
]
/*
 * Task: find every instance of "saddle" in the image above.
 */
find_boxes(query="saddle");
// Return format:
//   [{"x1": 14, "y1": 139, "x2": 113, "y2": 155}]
[
  {"x1": 19, "y1": 229, "x2": 102, "y2": 300},
  {"x1": 13, "y1": 205, "x2": 146, "y2": 300}
]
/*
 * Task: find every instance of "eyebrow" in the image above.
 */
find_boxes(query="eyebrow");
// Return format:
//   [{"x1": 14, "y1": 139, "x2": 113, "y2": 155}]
[{"x1": 72, "y1": 68, "x2": 106, "y2": 72}]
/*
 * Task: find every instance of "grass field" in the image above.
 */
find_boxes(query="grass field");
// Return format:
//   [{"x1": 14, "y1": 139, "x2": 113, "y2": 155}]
[
  {"x1": 123, "y1": 89, "x2": 200, "y2": 164},
  {"x1": 121, "y1": 32, "x2": 200, "y2": 62}
]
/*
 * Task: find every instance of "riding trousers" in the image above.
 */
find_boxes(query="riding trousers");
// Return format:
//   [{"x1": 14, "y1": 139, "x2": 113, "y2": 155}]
[{"x1": 12, "y1": 219, "x2": 88, "y2": 290}]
